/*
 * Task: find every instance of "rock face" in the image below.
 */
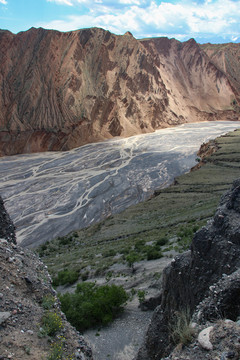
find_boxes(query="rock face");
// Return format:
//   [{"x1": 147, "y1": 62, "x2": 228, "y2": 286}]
[
  {"x1": 0, "y1": 27, "x2": 239, "y2": 156},
  {"x1": 200, "y1": 42, "x2": 240, "y2": 96},
  {"x1": 137, "y1": 179, "x2": 240, "y2": 359},
  {"x1": 0, "y1": 196, "x2": 16, "y2": 243},
  {"x1": 0, "y1": 196, "x2": 93, "y2": 360}
]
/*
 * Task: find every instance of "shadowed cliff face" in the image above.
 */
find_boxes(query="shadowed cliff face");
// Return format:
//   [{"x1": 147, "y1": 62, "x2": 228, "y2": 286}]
[
  {"x1": 0, "y1": 196, "x2": 16, "y2": 243},
  {"x1": 0, "y1": 27, "x2": 239, "y2": 155},
  {"x1": 137, "y1": 179, "x2": 240, "y2": 359}
]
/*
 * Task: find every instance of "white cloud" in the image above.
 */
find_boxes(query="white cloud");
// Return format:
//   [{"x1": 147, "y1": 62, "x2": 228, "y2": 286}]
[
  {"x1": 119, "y1": 0, "x2": 141, "y2": 4},
  {"x1": 0, "y1": 0, "x2": 7, "y2": 4},
  {"x1": 47, "y1": 0, "x2": 73, "y2": 5},
  {"x1": 42, "y1": 0, "x2": 240, "y2": 42}
]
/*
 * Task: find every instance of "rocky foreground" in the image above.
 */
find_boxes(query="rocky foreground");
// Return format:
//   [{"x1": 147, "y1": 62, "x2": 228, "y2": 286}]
[
  {"x1": 0, "y1": 197, "x2": 92, "y2": 360},
  {"x1": 137, "y1": 179, "x2": 240, "y2": 359},
  {"x1": 0, "y1": 27, "x2": 239, "y2": 156}
]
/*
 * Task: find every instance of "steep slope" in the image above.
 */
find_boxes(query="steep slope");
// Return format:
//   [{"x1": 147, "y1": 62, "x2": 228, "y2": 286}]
[
  {"x1": 0, "y1": 27, "x2": 239, "y2": 156},
  {"x1": 0, "y1": 196, "x2": 93, "y2": 360},
  {"x1": 137, "y1": 179, "x2": 240, "y2": 359},
  {"x1": 201, "y1": 42, "x2": 240, "y2": 96}
]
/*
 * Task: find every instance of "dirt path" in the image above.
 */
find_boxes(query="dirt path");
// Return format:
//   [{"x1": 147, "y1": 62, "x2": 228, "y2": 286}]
[{"x1": 84, "y1": 298, "x2": 152, "y2": 360}]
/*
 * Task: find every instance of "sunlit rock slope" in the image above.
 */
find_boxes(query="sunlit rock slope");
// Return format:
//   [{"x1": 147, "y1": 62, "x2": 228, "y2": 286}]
[{"x1": 0, "y1": 27, "x2": 239, "y2": 155}]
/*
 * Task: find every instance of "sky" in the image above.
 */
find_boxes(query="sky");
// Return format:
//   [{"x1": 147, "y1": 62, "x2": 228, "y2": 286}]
[{"x1": 0, "y1": 0, "x2": 240, "y2": 43}]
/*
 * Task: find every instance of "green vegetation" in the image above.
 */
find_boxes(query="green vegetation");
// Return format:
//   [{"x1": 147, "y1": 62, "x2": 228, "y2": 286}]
[
  {"x1": 40, "y1": 311, "x2": 63, "y2": 337},
  {"x1": 41, "y1": 295, "x2": 56, "y2": 310},
  {"x1": 59, "y1": 282, "x2": 128, "y2": 331},
  {"x1": 137, "y1": 290, "x2": 146, "y2": 304},
  {"x1": 170, "y1": 309, "x2": 195, "y2": 345},
  {"x1": 52, "y1": 269, "x2": 79, "y2": 287},
  {"x1": 126, "y1": 252, "x2": 140, "y2": 272},
  {"x1": 37, "y1": 129, "x2": 240, "y2": 286},
  {"x1": 47, "y1": 342, "x2": 64, "y2": 360},
  {"x1": 47, "y1": 339, "x2": 74, "y2": 360}
]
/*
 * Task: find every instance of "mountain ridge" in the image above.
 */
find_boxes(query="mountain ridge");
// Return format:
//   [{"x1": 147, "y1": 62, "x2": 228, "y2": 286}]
[{"x1": 0, "y1": 27, "x2": 239, "y2": 156}]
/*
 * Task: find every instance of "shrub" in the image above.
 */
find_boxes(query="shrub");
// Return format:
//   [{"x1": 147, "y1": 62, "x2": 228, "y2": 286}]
[
  {"x1": 41, "y1": 311, "x2": 63, "y2": 336},
  {"x1": 146, "y1": 247, "x2": 162, "y2": 260},
  {"x1": 52, "y1": 269, "x2": 79, "y2": 287},
  {"x1": 47, "y1": 341, "x2": 64, "y2": 360},
  {"x1": 137, "y1": 290, "x2": 146, "y2": 304},
  {"x1": 156, "y1": 237, "x2": 168, "y2": 246},
  {"x1": 59, "y1": 236, "x2": 72, "y2": 245},
  {"x1": 59, "y1": 282, "x2": 128, "y2": 331},
  {"x1": 170, "y1": 309, "x2": 195, "y2": 345},
  {"x1": 102, "y1": 249, "x2": 117, "y2": 258},
  {"x1": 41, "y1": 295, "x2": 56, "y2": 310},
  {"x1": 134, "y1": 239, "x2": 146, "y2": 252},
  {"x1": 81, "y1": 271, "x2": 89, "y2": 281},
  {"x1": 126, "y1": 252, "x2": 140, "y2": 272}
]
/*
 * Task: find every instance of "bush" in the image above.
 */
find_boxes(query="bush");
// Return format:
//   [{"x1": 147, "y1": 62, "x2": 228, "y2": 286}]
[
  {"x1": 41, "y1": 295, "x2": 56, "y2": 310},
  {"x1": 146, "y1": 247, "x2": 162, "y2": 260},
  {"x1": 170, "y1": 309, "x2": 195, "y2": 345},
  {"x1": 134, "y1": 239, "x2": 146, "y2": 252},
  {"x1": 156, "y1": 237, "x2": 168, "y2": 246},
  {"x1": 41, "y1": 311, "x2": 63, "y2": 336},
  {"x1": 52, "y1": 269, "x2": 79, "y2": 287},
  {"x1": 126, "y1": 252, "x2": 140, "y2": 271},
  {"x1": 102, "y1": 249, "x2": 117, "y2": 258},
  {"x1": 47, "y1": 342, "x2": 64, "y2": 360},
  {"x1": 59, "y1": 282, "x2": 128, "y2": 331},
  {"x1": 137, "y1": 290, "x2": 146, "y2": 304},
  {"x1": 59, "y1": 236, "x2": 72, "y2": 245}
]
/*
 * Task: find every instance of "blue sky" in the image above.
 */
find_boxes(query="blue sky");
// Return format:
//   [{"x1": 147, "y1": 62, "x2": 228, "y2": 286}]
[{"x1": 0, "y1": 0, "x2": 240, "y2": 43}]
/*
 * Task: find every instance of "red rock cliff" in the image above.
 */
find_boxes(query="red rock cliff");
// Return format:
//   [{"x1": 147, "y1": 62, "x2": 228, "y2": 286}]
[{"x1": 0, "y1": 27, "x2": 239, "y2": 155}]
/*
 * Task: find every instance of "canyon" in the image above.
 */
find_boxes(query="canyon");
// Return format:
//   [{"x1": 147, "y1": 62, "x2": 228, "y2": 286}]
[
  {"x1": 1, "y1": 26, "x2": 240, "y2": 360},
  {"x1": 0, "y1": 27, "x2": 239, "y2": 156}
]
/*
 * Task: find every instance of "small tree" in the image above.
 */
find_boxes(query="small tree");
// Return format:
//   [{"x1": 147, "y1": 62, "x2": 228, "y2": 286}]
[
  {"x1": 137, "y1": 290, "x2": 146, "y2": 304},
  {"x1": 126, "y1": 252, "x2": 139, "y2": 273}
]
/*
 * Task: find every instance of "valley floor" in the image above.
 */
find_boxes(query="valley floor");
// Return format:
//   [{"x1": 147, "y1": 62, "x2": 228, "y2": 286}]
[{"x1": 40, "y1": 126, "x2": 240, "y2": 359}]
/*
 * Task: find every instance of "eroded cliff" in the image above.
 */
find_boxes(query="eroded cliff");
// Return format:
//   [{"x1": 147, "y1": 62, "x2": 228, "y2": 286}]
[
  {"x1": 0, "y1": 27, "x2": 239, "y2": 155},
  {"x1": 137, "y1": 179, "x2": 240, "y2": 359}
]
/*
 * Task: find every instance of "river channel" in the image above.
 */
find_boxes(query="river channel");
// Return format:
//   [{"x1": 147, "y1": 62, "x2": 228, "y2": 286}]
[{"x1": 0, "y1": 121, "x2": 239, "y2": 247}]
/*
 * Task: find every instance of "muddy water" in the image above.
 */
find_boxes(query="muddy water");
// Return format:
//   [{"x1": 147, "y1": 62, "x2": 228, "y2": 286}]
[{"x1": 0, "y1": 121, "x2": 239, "y2": 247}]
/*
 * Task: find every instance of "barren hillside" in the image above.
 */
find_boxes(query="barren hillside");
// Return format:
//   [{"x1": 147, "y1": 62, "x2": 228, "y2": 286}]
[{"x1": 0, "y1": 27, "x2": 239, "y2": 156}]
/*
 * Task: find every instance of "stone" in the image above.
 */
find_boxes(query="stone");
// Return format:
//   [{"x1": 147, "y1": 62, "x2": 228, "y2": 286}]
[
  {"x1": 198, "y1": 326, "x2": 213, "y2": 351},
  {"x1": 0, "y1": 312, "x2": 11, "y2": 325}
]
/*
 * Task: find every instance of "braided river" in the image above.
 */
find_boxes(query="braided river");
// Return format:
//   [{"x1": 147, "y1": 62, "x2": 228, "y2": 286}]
[{"x1": 0, "y1": 121, "x2": 239, "y2": 247}]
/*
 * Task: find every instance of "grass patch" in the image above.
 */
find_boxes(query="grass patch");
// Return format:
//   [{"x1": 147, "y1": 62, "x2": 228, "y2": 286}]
[{"x1": 170, "y1": 309, "x2": 195, "y2": 345}]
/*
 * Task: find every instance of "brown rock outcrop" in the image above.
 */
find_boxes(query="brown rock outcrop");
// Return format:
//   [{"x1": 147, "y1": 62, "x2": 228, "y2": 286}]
[{"x1": 0, "y1": 27, "x2": 239, "y2": 156}]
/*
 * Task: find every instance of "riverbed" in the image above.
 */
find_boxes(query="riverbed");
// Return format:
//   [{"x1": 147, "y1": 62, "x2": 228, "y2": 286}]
[{"x1": 0, "y1": 121, "x2": 239, "y2": 247}]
